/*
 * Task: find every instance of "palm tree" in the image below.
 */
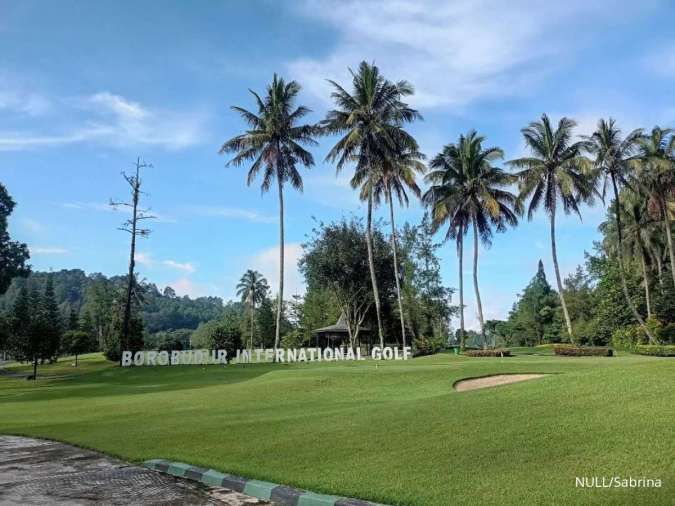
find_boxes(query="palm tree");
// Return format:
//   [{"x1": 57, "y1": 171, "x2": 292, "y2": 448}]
[
  {"x1": 508, "y1": 114, "x2": 593, "y2": 342},
  {"x1": 633, "y1": 127, "x2": 675, "y2": 289},
  {"x1": 584, "y1": 118, "x2": 654, "y2": 342},
  {"x1": 322, "y1": 61, "x2": 421, "y2": 348},
  {"x1": 360, "y1": 142, "x2": 426, "y2": 348},
  {"x1": 623, "y1": 194, "x2": 654, "y2": 320},
  {"x1": 424, "y1": 131, "x2": 519, "y2": 349},
  {"x1": 220, "y1": 74, "x2": 318, "y2": 358},
  {"x1": 236, "y1": 270, "x2": 269, "y2": 351}
]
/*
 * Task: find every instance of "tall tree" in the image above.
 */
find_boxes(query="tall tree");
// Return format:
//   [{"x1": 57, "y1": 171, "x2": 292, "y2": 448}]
[
  {"x1": 362, "y1": 143, "x2": 426, "y2": 347},
  {"x1": 323, "y1": 61, "x2": 421, "y2": 348},
  {"x1": 42, "y1": 275, "x2": 62, "y2": 361},
  {"x1": 508, "y1": 114, "x2": 593, "y2": 342},
  {"x1": 584, "y1": 118, "x2": 654, "y2": 341},
  {"x1": 633, "y1": 127, "x2": 675, "y2": 288},
  {"x1": 111, "y1": 158, "x2": 155, "y2": 364},
  {"x1": 236, "y1": 270, "x2": 269, "y2": 350},
  {"x1": 0, "y1": 183, "x2": 30, "y2": 295},
  {"x1": 10, "y1": 286, "x2": 42, "y2": 379},
  {"x1": 507, "y1": 260, "x2": 560, "y2": 345},
  {"x1": 220, "y1": 74, "x2": 317, "y2": 359},
  {"x1": 424, "y1": 131, "x2": 519, "y2": 349}
]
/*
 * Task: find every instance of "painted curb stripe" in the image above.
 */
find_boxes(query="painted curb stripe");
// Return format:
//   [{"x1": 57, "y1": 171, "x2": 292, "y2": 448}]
[{"x1": 143, "y1": 460, "x2": 387, "y2": 506}]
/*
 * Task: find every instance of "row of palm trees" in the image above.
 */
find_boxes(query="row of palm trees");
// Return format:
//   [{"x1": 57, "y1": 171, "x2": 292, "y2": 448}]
[{"x1": 220, "y1": 61, "x2": 674, "y2": 353}]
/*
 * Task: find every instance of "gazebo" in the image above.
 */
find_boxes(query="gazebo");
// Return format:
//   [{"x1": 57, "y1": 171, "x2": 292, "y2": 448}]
[{"x1": 312, "y1": 313, "x2": 370, "y2": 350}]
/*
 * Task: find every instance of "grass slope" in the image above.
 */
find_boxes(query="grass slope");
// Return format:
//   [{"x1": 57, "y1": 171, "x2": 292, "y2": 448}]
[{"x1": 1, "y1": 352, "x2": 673, "y2": 505}]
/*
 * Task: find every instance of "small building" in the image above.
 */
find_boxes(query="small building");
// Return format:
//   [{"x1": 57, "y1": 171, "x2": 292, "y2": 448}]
[{"x1": 312, "y1": 313, "x2": 370, "y2": 350}]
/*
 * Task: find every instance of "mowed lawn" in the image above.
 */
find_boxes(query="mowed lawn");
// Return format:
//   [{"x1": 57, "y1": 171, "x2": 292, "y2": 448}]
[{"x1": 0, "y1": 352, "x2": 673, "y2": 505}]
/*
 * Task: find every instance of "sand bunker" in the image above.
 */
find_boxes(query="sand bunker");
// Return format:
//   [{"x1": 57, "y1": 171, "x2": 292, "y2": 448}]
[{"x1": 454, "y1": 374, "x2": 547, "y2": 392}]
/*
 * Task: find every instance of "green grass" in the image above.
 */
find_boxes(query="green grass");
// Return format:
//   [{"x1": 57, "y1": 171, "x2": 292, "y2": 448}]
[{"x1": 1, "y1": 352, "x2": 673, "y2": 505}]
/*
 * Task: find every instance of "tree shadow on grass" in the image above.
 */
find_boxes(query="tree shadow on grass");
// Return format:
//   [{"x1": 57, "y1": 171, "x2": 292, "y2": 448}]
[{"x1": 0, "y1": 363, "x2": 277, "y2": 403}]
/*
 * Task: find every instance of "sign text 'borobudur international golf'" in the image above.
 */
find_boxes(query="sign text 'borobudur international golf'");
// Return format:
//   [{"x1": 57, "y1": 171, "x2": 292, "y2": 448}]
[{"x1": 121, "y1": 346, "x2": 412, "y2": 366}]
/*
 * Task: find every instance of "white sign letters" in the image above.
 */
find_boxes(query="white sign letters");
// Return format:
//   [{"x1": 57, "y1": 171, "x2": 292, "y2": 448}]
[{"x1": 121, "y1": 346, "x2": 412, "y2": 366}]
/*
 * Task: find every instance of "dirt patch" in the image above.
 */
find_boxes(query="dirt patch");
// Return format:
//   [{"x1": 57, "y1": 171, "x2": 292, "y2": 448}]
[{"x1": 454, "y1": 374, "x2": 547, "y2": 392}]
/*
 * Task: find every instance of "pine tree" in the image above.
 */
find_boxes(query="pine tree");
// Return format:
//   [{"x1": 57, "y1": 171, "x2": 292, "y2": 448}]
[
  {"x1": 10, "y1": 286, "x2": 42, "y2": 379},
  {"x1": 42, "y1": 276, "x2": 62, "y2": 362},
  {"x1": 507, "y1": 260, "x2": 561, "y2": 345}
]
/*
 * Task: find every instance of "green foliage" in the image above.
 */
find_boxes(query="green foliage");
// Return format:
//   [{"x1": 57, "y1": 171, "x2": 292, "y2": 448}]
[
  {"x1": 144, "y1": 329, "x2": 191, "y2": 351},
  {"x1": 506, "y1": 260, "x2": 561, "y2": 345},
  {"x1": 553, "y1": 345, "x2": 613, "y2": 356},
  {"x1": 299, "y1": 217, "x2": 396, "y2": 344},
  {"x1": 412, "y1": 335, "x2": 445, "y2": 356},
  {"x1": 281, "y1": 328, "x2": 306, "y2": 349},
  {"x1": 61, "y1": 330, "x2": 92, "y2": 364},
  {"x1": 0, "y1": 183, "x2": 30, "y2": 295},
  {"x1": 633, "y1": 344, "x2": 675, "y2": 356},
  {"x1": 191, "y1": 307, "x2": 243, "y2": 358},
  {"x1": 464, "y1": 348, "x2": 511, "y2": 357},
  {"x1": 399, "y1": 214, "x2": 456, "y2": 341}
]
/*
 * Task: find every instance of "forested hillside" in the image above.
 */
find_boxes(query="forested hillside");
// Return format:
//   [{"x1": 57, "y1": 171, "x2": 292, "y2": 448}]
[{"x1": 0, "y1": 269, "x2": 225, "y2": 334}]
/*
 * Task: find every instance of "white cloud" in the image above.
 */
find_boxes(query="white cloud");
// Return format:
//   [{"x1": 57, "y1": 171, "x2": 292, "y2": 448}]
[
  {"x1": 0, "y1": 90, "x2": 207, "y2": 151},
  {"x1": 287, "y1": 0, "x2": 640, "y2": 110},
  {"x1": 162, "y1": 259, "x2": 196, "y2": 273},
  {"x1": 191, "y1": 205, "x2": 278, "y2": 223},
  {"x1": 30, "y1": 246, "x2": 69, "y2": 255},
  {"x1": 134, "y1": 251, "x2": 154, "y2": 267},
  {"x1": 170, "y1": 277, "x2": 212, "y2": 298},
  {"x1": 21, "y1": 218, "x2": 43, "y2": 233},
  {"x1": 251, "y1": 242, "x2": 305, "y2": 297},
  {"x1": 0, "y1": 88, "x2": 50, "y2": 116}
]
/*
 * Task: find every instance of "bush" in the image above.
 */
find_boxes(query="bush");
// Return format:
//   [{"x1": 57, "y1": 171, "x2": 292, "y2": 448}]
[
  {"x1": 412, "y1": 335, "x2": 445, "y2": 356},
  {"x1": 553, "y1": 345, "x2": 613, "y2": 357},
  {"x1": 634, "y1": 345, "x2": 675, "y2": 357},
  {"x1": 464, "y1": 348, "x2": 511, "y2": 357}
]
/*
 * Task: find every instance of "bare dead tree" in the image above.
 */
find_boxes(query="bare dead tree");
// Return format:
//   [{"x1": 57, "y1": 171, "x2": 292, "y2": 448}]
[{"x1": 110, "y1": 157, "x2": 155, "y2": 364}]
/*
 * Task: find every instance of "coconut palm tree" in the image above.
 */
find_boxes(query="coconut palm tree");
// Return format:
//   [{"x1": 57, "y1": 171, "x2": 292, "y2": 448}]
[
  {"x1": 424, "y1": 131, "x2": 519, "y2": 349},
  {"x1": 623, "y1": 194, "x2": 655, "y2": 320},
  {"x1": 358, "y1": 142, "x2": 426, "y2": 348},
  {"x1": 508, "y1": 114, "x2": 593, "y2": 342},
  {"x1": 322, "y1": 61, "x2": 421, "y2": 348},
  {"x1": 633, "y1": 127, "x2": 675, "y2": 288},
  {"x1": 220, "y1": 74, "x2": 318, "y2": 358},
  {"x1": 584, "y1": 118, "x2": 654, "y2": 341},
  {"x1": 236, "y1": 270, "x2": 269, "y2": 351}
]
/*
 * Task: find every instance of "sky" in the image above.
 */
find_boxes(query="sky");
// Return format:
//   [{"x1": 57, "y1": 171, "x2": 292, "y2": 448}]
[{"x1": 1, "y1": 0, "x2": 674, "y2": 329}]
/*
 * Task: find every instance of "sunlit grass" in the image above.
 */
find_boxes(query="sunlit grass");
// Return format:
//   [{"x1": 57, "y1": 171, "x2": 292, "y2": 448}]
[{"x1": 1, "y1": 352, "x2": 672, "y2": 505}]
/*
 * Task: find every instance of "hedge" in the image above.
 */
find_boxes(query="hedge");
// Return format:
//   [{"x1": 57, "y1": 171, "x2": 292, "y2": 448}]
[
  {"x1": 634, "y1": 345, "x2": 675, "y2": 357},
  {"x1": 464, "y1": 348, "x2": 511, "y2": 357},
  {"x1": 553, "y1": 345, "x2": 613, "y2": 357}
]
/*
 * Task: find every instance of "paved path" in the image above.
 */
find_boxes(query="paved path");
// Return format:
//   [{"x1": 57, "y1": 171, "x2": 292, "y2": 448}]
[{"x1": 0, "y1": 435, "x2": 267, "y2": 505}]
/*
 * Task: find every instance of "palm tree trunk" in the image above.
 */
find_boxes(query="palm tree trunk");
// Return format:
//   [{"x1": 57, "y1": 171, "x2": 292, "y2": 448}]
[
  {"x1": 610, "y1": 175, "x2": 655, "y2": 343},
  {"x1": 550, "y1": 211, "x2": 574, "y2": 341},
  {"x1": 655, "y1": 250, "x2": 664, "y2": 288},
  {"x1": 388, "y1": 189, "x2": 406, "y2": 348},
  {"x1": 472, "y1": 219, "x2": 486, "y2": 350},
  {"x1": 458, "y1": 234, "x2": 465, "y2": 351},
  {"x1": 661, "y1": 199, "x2": 675, "y2": 288},
  {"x1": 274, "y1": 178, "x2": 284, "y2": 360},
  {"x1": 366, "y1": 183, "x2": 384, "y2": 348},
  {"x1": 250, "y1": 299, "x2": 255, "y2": 352},
  {"x1": 640, "y1": 247, "x2": 652, "y2": 318}
]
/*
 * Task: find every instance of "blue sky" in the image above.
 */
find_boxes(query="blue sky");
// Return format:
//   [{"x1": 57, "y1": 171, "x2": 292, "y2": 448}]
[{"x1": 1, "y1": 0, "x2": 674, "y2": 328}]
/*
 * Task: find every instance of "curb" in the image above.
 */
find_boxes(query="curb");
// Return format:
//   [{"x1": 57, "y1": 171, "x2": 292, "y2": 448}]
[{"x1": 144, "y1": 459, "x2": 387, "y2": 506}]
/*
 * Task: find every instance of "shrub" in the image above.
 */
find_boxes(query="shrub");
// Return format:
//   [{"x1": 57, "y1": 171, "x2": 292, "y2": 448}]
[
  {"x1": 634, "y1": 345, "x2": 675, "y2": 357},
  {"x1": 553, "y1": 345, "x2": 613, "y2": 357},
  {"x1": 464, "y1": 348, "x2": 511, "y2": 357},
  {"x1": 412, "y1": 335, "x2": 445, "y2": 357}
]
